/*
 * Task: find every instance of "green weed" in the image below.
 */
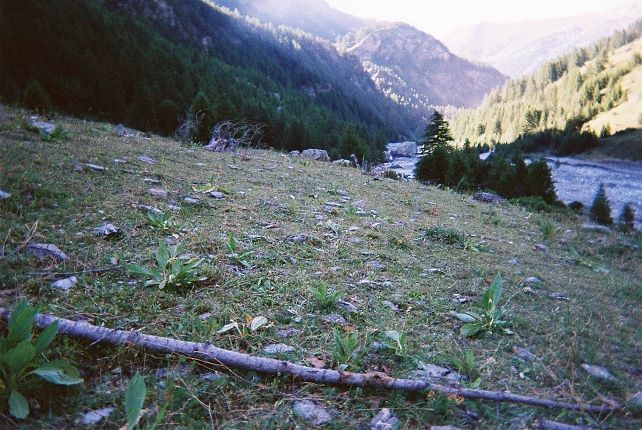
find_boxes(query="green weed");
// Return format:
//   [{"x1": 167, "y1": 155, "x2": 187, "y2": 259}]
[{"x1": 455, "y1": 275, "x2": 512, "y2": 337}]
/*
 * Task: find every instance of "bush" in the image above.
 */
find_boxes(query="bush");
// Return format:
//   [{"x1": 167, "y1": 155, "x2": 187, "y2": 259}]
[
  {"x1": 511, "y1": 196, "x2": 550, "y2": 213},
  {"x1": 568, "y1": 201, "x2": 584, "y2": 212},
  {"x1": 590, "y1": 183, "x2": 613, "y2": 225},
  {"x1": 619, "y1": 203, "x2": 636, "y2": 232}
]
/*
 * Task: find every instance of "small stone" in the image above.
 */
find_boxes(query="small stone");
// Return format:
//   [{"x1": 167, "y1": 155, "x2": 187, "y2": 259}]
[
  {"x1": 473, "y1": 192, "x2": 503, "y2": 203},
  {"x1": 114, "y1": 124, "x2": 129, "y2": 137},
  {"x1": 184, "y1": 197, "x2": 200, "y2": 205},
  {"x1": 51, "y1": 276, "x2": 77, "y2": 292},
  {"x1": 324, "y1": 201, "x2": 343, "y2": 208},
  {"x1": 513, "y1": 346, "x2": 536, "y2": 362},
  {"x1": 370, "y1": 408, "x2": 400, "y2": 430},
  {"x1": 292, "y1": 400, "x2": 332, "y2": 427},
  {"x1": 337, "y1": 300, "x2": 359, "y2": 313},
  {"x1": 348, "y1": 226, "x2": 360, "y2": 232},
  {"x1": 79, "y1": 407, "x2": 114, "y2": 426},
  {"x1": 85, "y1": 163, "x2": 106, "y2": 172},
  {"x1": 148, "y1": 188, "x2": 168, "y2": 198},
  {"x1": 321, "y1": 313, "x2": 347, "y2": 326},
  {"x1": 0, "y1": 190, "x2": 11, "y2": 199},
  {"x1": 200, "y1": 372, "x2": 223, "y2": 382},
  {"x1": 523, "y1": 286, "x2": 536, "y2": 295},
  {"x1": 143, "y1": 177, "x2": 161, "y2": 184},
  {"x1": 138, "y1": 155, "x2": 156, "y2": 164},
  {"x1": 366, "y1": 260, "x2": 385, "y2": 271},
  {"x1": 581, "y1": 364, "x2": 617, "y2": 382},
  {"x1": 113, "y1": 158, "x2": 127, "y2": 164},
  {"x1": 522, "y1": 277, "x2": 541, "y2": 285},
  {"x1": 209, "y1": 191, "x2": 225, "y2": 199},
  {"x1": 26, "y1": 243, "x2": 67, "y2": 261},
  {"x1": 198, "y1": 312, "x2": 212, "y2": 320},
  {"x1": 94, "y1": 223, "x2": 121, "y2": 238},
  {"x1": 29, "y1": 120, "x2": 55, "y2": 135},
  {"x1": 262, "y1": 343, "x2": 294, "y2": 355},
  {"x1": 382, "y1": 300, "x2": 400, "y2": 312},
  {"x1": 277, "y1": 328, "x2": 302, "y2": 338},
  {"x1": 534, "y1": 244, "x2": 548, "y2": 252},
  {"x1": 549, "y1": 292, "x2": 568, "y2": 301}
]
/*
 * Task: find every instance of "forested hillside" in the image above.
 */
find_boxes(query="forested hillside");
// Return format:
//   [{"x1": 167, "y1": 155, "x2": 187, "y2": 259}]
[
  {"x1": 0, "y1": 0, "x2": 420, "y2": 159},
  {"x1": 452, "y1": 20, "x2": 642, "y2": 147}
]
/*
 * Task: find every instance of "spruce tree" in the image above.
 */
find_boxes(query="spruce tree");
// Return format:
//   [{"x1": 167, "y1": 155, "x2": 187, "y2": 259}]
[
  {"x1": 618, "y1": 202, "x2": 635, "y2": 231},
  {"x1": 590, "y1": 183, "x2": 613, "y2": 225},
  {"x1": 420, "y1": 111, "x2": 453, "y2": 156},
  {"x1": 415, "y1": 145, "x2": 451, "y2": 185},
  {"x1": 527, "y1": 160, "x2": 557, "y2": 204}
]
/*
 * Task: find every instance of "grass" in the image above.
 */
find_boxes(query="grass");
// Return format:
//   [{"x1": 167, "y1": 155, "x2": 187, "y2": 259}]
[{"x1": 0, "y1": 105, "x2": 641, "y2": 428}]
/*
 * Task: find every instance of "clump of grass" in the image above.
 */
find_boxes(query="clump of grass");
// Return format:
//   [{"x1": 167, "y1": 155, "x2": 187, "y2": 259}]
[
  {"x1": 310, "y1": 282, "x2": 343, "y2": 311},
  {"x1": 43, "y1": 125, "x2": 70, "y2": 142},
  {"x1": 420, "y1": 226, "x2": 464, "y2": 245},
  {"x1": 332, "y1": 328, "x2": 359, "y2": 370},
  {"x1": 539, "y1": 220, "x2": 558, "y2": 241}
]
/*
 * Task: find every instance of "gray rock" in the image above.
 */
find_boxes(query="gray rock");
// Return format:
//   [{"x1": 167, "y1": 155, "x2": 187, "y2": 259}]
[
  {"x1": 388, "y1": 141, "x2": 417, "y2": 157},
  {"x1": 370, "y1": 408, "x2": 400, "y2": 430},
  {"x1": 209, "y1": 191, "x2": 225, "y2": 199},
  {"x1": 29, "y1": 119, "x2": 55, "y2": 135},
  {"x1": 292, "y1": 400, "x2": 332, "y2": 427},
  {"x1": 581, "y1": 223, "x2": 611, "y2": 234},
  {"x1": 200, "y1": 372, "x2": 223, "y2": 382},
  {"x1": 430, "y1": 426, "x2": 463, "y2": 430},
  {"x1": 301, "y1": 149, "x2": 330, "y2": 162},
  {"x1": 366, "y1": 260, "x2": 385, "y2": 271},
  {"x1": 473, "y1": 191, "x2": 504, "y2": 203},
  {"x1": 26, "y1": 243, "x2": 67, "y2": 261},
  {"x1": 85, "y1": 163, "x2": 106, "y2": 172},
  {"x1": 382, "y1": 300, "x2": 400, "y2": 312},
  {"x1": 79, "y1": 407, "x2": 114, "y2": 426},
  {"x1": 143, "y1": 177, "x2": 161, "y2": 184},
  {"x1": 148, "y1": 188, "x2": 168, "y2": 198},
  {"x1": 0, "y1": 190, "x2": 10, "y2": 199},
  {"x1": 138, "y1": 155, "x2": 156, "y2": 164},
  {"x1": 332, "y1": 159, "x2": 352, "y2": 167},
  {"x1": 412, "y1": 364, "x2": 450, "y2": 381},
  {"x1": 522, "y1": 277, "x2": 541, "y2": 285},
  {"x1": 51, "y1": 276, "x2": 77, "y2": 292},
  {"x1": 534, "y1": 243, "x2": 548, "y2": 252},
  {"x1": 183, "y1": 197, "x2": 201, "y2": 205},
  {"x1": 513, "y1": 346, "x2": 536, "y2": 362},
  {"x1": 262, "y1": 343, "x2": 294, "y2": 355},
  {"x1": 289, "y1": 150, "x2": 300, "y2": 157},
  {"x1": 581, "y1": 364, "x2": 616, "y2": 382},
  {"x1": 324, "y1": 201, "x2": 343, "y2": 208},
  {"x1": 114, "y1": 124, "x2": 130, "y2": 137},
  {"x1": 94, "y1": 223, "x2": 121, "y2": 238},
  {"x1": 277, "y1": 328, "x2": 301, "y2": 338},
  {"x1": 509, "y1": 258, "x2": 519, "y2": 265},
  {"x1": 383, "y1": 150, "x2": 393, "y2": 162},
  {"x1": 113, "y1": 158, "x2": 127, "y2": 164},
  {"x1": 321, "y1": 313, "x2": 347, "y2": 326},
  {"x1": 337, "y1": 299, "x2": 359, "y2": 313}
]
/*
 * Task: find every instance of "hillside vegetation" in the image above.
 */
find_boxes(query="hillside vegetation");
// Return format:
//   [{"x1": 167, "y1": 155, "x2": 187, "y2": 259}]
[
  {"x1": 452, "y1": 20, "x2": 642, "y2": 147},
  {"x1": 0, "y1": 106, "x2": 640, "y2": 428}
]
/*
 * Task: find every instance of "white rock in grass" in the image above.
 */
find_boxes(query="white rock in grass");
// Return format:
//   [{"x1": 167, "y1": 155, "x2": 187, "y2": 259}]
[
  {"x1": 148, "y1": 188, "x2": 168, "y2": 198},
  {"x1": 337, "y1": 299, "x2": 359, "y2": 313},
  {"x1": 183, "y1": 197, "x2": 201, "y2": 205},
  {"x1": 370, "y1": 408, "x2": 400, "y2": 430},
  {"x1": 51, "y1": 276, "x2": 77, "y2": 292},
  {"x1": 292, "y1": 400, "x2": 332, "y2": 427},
  {"x1": 138, "y1": 155, "x2": 156, "y2": 164},
  {"x1": 79, "y1": 407, "x2": 114, "y2": 426},
  {"x1": 0, "y1": 190, "x2": 11, "y2": 199},
  {"x1": 209, "y1": 191, "x2": 225, "y2": 199},
  {"x1": 321, "y1": 313, "x2": 347, "y2": 326},
  {"x1": 263, "y1": 343, "x2": 294, "y2": 355},
  {"x1": 94, "y1": 223, "x2": 121, "y2": 238},
  {"x1": 581, "y1": 364, "x2": 617, "y2": 382},
  {"x1": 85, "y1": 163, "x2": 106, "y2": 172},
  {"x1": 26, "y1": 243, "x2": 67, "y2": 261}
]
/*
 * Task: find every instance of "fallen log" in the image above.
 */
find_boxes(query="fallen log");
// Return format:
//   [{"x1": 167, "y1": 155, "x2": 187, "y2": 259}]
[{"x1": 0, "y1": 308, "x2": 620, "y2": 414}]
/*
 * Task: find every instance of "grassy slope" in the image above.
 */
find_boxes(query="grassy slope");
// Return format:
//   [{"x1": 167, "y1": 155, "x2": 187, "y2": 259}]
[{"x1": 0, "y1": 106, "x2": 640, "y2": 429}]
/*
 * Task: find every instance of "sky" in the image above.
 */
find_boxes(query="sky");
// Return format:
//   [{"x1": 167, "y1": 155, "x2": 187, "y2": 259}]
[{"x1": 325, "y1": 0, "x2": 639, "y2": 38}]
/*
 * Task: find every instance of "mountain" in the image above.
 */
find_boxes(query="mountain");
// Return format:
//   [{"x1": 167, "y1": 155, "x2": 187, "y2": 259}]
[
  {"x1": 335, "y1": 22, "x2": 507, "y2": 111},
  {"x1": 0, "y1": 0, "x2": 422, "y2": 159},
  {"x1": 446, "y1": 2, "x2": 642, "y2": 78},
  {"x1": 451, "y1": 20, "x2": 642, "y2": 147},
  {"x1": 213, "y1": 0, "x2": 367, "y2": 40}
]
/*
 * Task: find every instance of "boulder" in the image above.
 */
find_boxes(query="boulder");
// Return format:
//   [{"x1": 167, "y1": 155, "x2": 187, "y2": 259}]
[
  {"x1": 301, "y1": 149, "x2": 330, "y2": 162},
  {"x1": 388, "y1": 142, "x2": 417, "y2": 158},
  {"x1": 29, "y1": 118, "x2": 55, "y2": 135},
  {"x1": 289, "y1": 150, "x2": 301, "y2": 157},
  {"x1": 51, "y1": 276, "x2": 78, "y2": 292},
  {"x1": 383, "y1": 150, "x2": 393, "y2": 162},
  {"x1": 473, "y1": 192, "x2": 504, "y2": 203},
  {"x1": 332, "y1": 159, "x2": 352, "y2": 167},
  {"x1": 292, "y1": 400, "x2": 332, "y2": 427},
  {"x1": 26, "y1": 243, "x2": 67, "y2": 261},
  {"x1": 370, "y1": 408, "x2": 400, "y2": 430}
]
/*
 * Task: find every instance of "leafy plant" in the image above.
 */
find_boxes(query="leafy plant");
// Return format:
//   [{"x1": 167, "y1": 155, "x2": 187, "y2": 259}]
[
  {"x1": 0, "y1": 301, "x2": 83, "y2": 419},
  {"x1": 217, "y1": 315, "x2": 270, "y2": 336},
  {"x1": 310, "y1": 283, "x2": 343, "y2": 311},
  {"x1": 226, "y1": 234, "x2": 251, "y2": 268},
  {"x1": 382, "y1": 330, "x2": 407, "y2": 356},
  {"x1": 191, "y1": 174, "x2": 225, "y2": 194},
  {"x1": 146, "y1": 211, "x2": 175, "y2": 232},
  {"x1": 126, "y1": 241, "x2": 206, "y2": 289},
  {"x1": 454, "y1": 275, "x2": 511, "y2": 337},
  {"x1": 420, "y1": 226, "x2": 464, "y2": 246},
  {"x1": 332, "y1": 329, "x2": 359, "y2": 370},
  {"x1": 445, "y1": 350, "x2": 481, "y2": 388},
  {"x1": 539, "y1": 220, "x2": 557, "y2": 241},
  {"x1": 124, "y1": 374, "x2": 146, "y2": 430},
  {"x1": 43, "y1": 124, "x2": 70, "y2": 142}
]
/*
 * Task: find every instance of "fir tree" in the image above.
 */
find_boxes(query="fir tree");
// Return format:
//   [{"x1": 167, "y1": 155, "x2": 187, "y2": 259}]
[
  {"x1": 590, "y1": 183, "x2": 613, "y2": 225},
  {"x1": 618, "y1": 202, "x2": 635, "y2": 231},
  {"x1": 527, "y1": 160, "x2": 557, "y2": 204},
  {"x1": 415, "y1": 145, "x2": 450, "y2": 185},
  {"x1": 420, "y1": 111, "x2": 453, "y2": 156}
]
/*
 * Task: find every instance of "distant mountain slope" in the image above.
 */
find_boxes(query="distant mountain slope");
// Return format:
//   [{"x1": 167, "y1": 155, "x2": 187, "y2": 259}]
[
  {"x1": 451, "y1": 20, "x2": 642, "y2": 145},
  {"x1": 336, "y1": 22, "x2": 507, "y2": 111},
  {"x1": 446, "y1": 2, "x2": 642, "y2": 78}
]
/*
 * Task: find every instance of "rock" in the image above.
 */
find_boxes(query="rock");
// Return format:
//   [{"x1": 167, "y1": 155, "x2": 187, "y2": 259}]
[
  {"x1": 262, "y1": 343, "x2": 294, "y2": 355},
  {"x1": 200, "y1": 372, "x2": 223, "y2": 382},
  {"x1": 29, "y1": 119, "x2": 55, "y2": 135},
  {"x1": 26, "y1": 243, "x2": 67, "y2": 261},
  {"x1": 0, "y1": 190, "x2": 10, "y2": 199},
  {"x1": 522, "y1": 277, "x2": 541, "y2": 285},
  {"x1": 113, "y1": 158, "x2": 127, "y2": 164},
  {"x1": 321, "y1": 313, "x2": 347, "y2": 326},
  {"x1": 513, "y1": 346, "x2": 536, "y2": 362},
  {"x1": 183, "y1": 197, "x2": 201, "y2": 205},
  {"x1": 148, "y1": 188, "x2": 168, "y2": 198},
  {"x1": 94, "y1": 223, "x2": 121, "y2": 238},
  {"x1": 292, "y1": 400, "x2": 332, "y2": 427},
  {"x1": 277, "y1": 328, "x2": 301, "y2": 338},
  {"x1": 534, "y1": 243, "x2": 548, "y2": 252},
  {"x1": 337, "y1": 299, "x2": 359, "y2": 313},
  {"x1": 289, "y1": 150, "x2": 300, "y2": 157},
  {"x1": 370, "y1": 408, "x2": 400, "y2": 430},
  {"x1": 114, "y1": 124, "x2": 130, "y2": 137},
  {"x1": 332, "y1": 159, "x2": 352, "y2": 167},
  {"x1": 138, "y1": 155, "x2": 156, "y2": 164},
  {"x1": 79, "y1": 407, "x2": 114, "y2": 426},
  {"x1": 51, "y1": 276, "x2": 77, "y2": 292},
  {"x1": 85, "y1": 163, "x2": 106, "y2": 172},
  {"x1": 366, "y1": 260, "x2": 385, "y2": 271},
  {"x1": 301, "y1": 149, "x2": 330, "y2": 162},
  {"x1": 581, "y1": 223, "x2": 611, "y2": 234},
  {"x1": 473, "y1": 192, "x2": 504, "y2": 203},
  {"x1": 209, "y1": 191, "x2": 225, "y2": 199},
  {"x1": 383, "y1": 150, "x2": 393, "y2": 162},
  {"x1": 382, "y1": 300, "x2": 400, "y2": 312},
  {"x1": 627, "y1": 391, "x2": 642, "y2": 412},
  {"x1": 509, "y1": 258, "x2": 519, "y2": 265},
  {"x1": 581, "y1": 364, "x2": 616, "y2": 382},
  {"x1": 388, "y1": 142, "x2": 417, "y2": 157},
  {"x1": 548, "y1": 292, "x2": 568, "y2": 301},
  {"x1": 325, "y1": 201, "x2": 343, "y2": 208},
  {"x1": 412, "y1": 364, "x2": 450, "y2": 380},
  {"x1": 143, "y1": 177, "x2": 161, "y2": 184},
  {"x1": 134, "y1": 204, "x2": 163, "y2": 215}
]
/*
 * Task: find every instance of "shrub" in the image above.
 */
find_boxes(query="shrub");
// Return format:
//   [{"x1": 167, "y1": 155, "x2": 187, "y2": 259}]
[
  {"x1": 590, "y1": 183, "x2": 613, "y2": 225},
  {"x1": 568, "y1": 201, "x2": 584, "y2": 212},
  {"x1": 619, "y1": 203, "x2": 636, "y2": 232}
]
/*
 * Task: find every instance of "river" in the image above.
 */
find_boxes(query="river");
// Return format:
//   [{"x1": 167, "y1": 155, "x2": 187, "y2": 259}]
[{"x1": 383, "y1": 151, "x2": 642, "y2": 227}]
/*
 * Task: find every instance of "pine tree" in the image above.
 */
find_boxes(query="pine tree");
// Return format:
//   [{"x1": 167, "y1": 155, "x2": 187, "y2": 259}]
[
  {"x1": 618, "y1": 202, "x2": 635, "y2": 231},
  {"x1": 590, "y1": 183, "x2": 613, "y2": 225},
  {"x1": 420, "y1": 111, "x2": 453, "y2": 156},
  {"x1": 527, "y1": 160, "x2": 557, "y2": 204},
  {"x1": 512, "y1": 153, "x2": 529, "y2": 197},
  {"x1": 415, "y1": 145, "x2": 451, "y2": 185}
]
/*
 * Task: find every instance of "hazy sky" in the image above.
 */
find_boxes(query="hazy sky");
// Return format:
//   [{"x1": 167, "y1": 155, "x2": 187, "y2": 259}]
[{"x1": 325, "y1": 0, "x2": 639, "y2": 38}]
